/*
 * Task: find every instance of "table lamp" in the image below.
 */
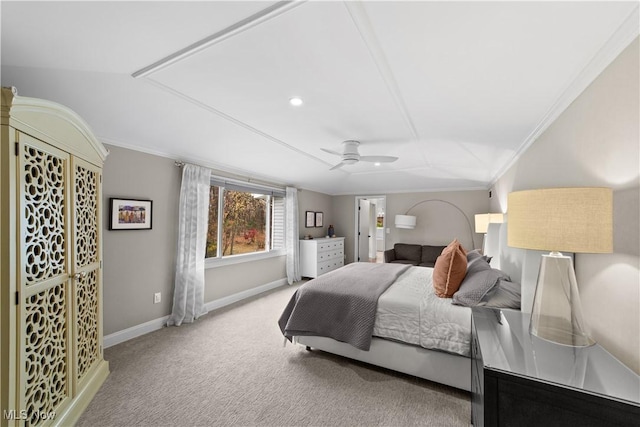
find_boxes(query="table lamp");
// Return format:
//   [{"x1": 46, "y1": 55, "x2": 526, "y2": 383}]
[
  {"x1": 474, "y1": 213, "x2": 504, "y2": 253},
  {"x1": 507, "y1": 188, "x2": 612, "y2": 347}
]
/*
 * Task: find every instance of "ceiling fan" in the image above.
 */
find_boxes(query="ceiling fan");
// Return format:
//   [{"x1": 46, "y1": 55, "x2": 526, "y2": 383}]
[{"x1": 321, "y1": 140, "x2": 398, "y2": 170}]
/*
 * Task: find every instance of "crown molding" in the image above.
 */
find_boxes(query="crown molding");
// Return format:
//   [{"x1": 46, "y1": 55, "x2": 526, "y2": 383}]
[
  {"x1": 489, "y1": 5, "x2": 640, "y2": 187},
  {"x1": 99, "y1": 136, "x2": 291, "y2": 188}
]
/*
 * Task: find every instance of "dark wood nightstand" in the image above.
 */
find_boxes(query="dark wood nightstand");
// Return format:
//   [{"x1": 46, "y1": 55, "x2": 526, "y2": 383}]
[{"x1": 471, "y1": 307, "x2": 639, "y2": 426}]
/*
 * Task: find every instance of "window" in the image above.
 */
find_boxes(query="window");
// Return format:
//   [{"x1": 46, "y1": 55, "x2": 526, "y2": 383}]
[{"x1": 206, "y1": 177, "x2": 285, "y2": 260}]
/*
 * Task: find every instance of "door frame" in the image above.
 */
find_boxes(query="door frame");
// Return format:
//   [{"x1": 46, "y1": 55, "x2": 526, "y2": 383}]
[{"x1": 353, "y1": 195, "x2": 386, "y2": 263}]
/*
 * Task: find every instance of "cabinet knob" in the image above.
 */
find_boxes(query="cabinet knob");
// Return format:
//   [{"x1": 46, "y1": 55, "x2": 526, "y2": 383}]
[{"x1": 72, "y1": 271, "x2": 88, "y2": 280}]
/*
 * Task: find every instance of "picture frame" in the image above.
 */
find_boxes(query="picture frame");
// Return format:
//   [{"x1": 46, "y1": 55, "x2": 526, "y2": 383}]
[
  {"x1": 305, "y1": 211, "x2": 315, "y2": 228},
  {"x1": 315, "y1": 212, "x2": 323, "y2": 228},
  {"x1": 109, "y1": 198, "x2": 153, "y2": 230}
]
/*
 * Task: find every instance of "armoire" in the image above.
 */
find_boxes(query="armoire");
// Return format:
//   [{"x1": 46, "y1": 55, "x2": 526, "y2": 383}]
[{"x1": 1, "y1": 87, "x2": 109, "y2": 426}]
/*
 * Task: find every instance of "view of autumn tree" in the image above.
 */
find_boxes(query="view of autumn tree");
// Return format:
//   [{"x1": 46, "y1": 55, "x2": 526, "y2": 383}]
[{"x1": 206, "y1": 187, "x2": 267, "y2": 258}]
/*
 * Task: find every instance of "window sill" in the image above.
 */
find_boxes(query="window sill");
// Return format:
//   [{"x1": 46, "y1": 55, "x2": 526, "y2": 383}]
[{"x1": 205, "y1": 249, "x2": 286, "y2": 269}]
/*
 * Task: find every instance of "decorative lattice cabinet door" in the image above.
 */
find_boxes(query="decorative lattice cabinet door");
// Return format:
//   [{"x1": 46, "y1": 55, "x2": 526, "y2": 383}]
[
  {"x1": 1, "y1": 87, "x2": 109, "y2": 427},
  {"x1": 71, "y1": 157, "x2": 103, "y2": 390},
  {"x1": 17, "y1": 134, "x2": 74, "y2": 426}
]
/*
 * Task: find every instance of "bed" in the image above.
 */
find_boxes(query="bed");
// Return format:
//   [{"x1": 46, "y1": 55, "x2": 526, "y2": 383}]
[{"x1": 279, "y1": 223, "x2": 526, "y2": 392}]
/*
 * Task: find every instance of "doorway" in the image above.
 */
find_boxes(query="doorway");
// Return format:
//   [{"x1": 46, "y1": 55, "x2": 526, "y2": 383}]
[{"x1": 354, "y1": 195, "x2": 386, "y2": 263}]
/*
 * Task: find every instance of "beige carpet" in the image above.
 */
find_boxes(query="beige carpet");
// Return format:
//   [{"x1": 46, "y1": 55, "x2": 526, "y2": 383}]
[{"x1": 78, "y1": 283, "x2": 470, "y2": 426}]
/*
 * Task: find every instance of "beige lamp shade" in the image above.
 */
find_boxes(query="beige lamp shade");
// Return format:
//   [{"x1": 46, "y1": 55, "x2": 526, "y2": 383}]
[
  {"x1": 508, "y1": 187, "x2": 612, "y2": 253},
  {"x1": 474, "y1": 213, "x2": 504, "y2": 234},
  {"x1": 508, "y1": 187, "x2": 612, "y2": 347}
]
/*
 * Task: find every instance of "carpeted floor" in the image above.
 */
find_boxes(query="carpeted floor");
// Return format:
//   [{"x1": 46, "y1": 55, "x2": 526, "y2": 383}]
[{"x1": 78, "y1": 283, "x2": 470, "y2": 427}]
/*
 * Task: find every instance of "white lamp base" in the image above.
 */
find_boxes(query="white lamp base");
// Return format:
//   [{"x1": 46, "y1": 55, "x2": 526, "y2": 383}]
[{"x1": 529, "y1": 253, "x2": 595, "y2": 347}]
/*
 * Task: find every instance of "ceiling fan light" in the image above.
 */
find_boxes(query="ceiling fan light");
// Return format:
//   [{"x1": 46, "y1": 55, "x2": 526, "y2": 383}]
[{"x1": 343, "y1": 158, "x2": 358, "y2": 165}]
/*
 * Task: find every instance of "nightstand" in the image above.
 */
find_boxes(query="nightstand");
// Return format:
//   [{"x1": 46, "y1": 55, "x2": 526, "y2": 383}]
[{"x1": 471, "y1": 307, "x2": 639, "y2": 426}]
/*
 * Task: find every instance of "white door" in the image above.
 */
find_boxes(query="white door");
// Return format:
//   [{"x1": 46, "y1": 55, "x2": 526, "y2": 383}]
[
  {"x1": 368, "y1": 201, "x2": 377, "y2": 260},
  {"x1": 357, "y1": 199, "x2": 370, "y2": 262}
]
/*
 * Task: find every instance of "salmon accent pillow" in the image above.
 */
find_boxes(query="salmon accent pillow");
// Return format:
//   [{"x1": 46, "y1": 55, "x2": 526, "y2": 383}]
[{"x1": 433, "y1": 239, "x2": 468, "y2": 298}]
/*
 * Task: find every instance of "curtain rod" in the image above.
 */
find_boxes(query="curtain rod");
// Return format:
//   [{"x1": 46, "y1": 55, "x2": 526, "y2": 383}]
[{"x1": 174, "y1": 160, "x2": 286, "y2": 192}]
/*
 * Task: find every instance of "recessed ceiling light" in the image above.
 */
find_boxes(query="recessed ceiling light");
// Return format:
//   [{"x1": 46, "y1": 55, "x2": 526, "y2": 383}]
[
  {"x1": 374, "y1": 162, "x2": 381, "y2": 166},
  {"x1": 289, "y1": 97, "x2": 303, "y2": 106}
]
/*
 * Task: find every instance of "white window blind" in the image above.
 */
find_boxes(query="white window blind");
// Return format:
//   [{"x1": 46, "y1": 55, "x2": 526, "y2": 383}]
[{"x1": 271, "y1": 196, "x2": 285, "y2": 249}]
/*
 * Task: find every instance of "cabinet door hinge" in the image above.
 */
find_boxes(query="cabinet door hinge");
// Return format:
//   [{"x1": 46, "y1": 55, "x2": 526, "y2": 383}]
[
  {"x1": 15, "y1": 291, "x2": 19, "y2": 305},
  {"x1": 14, "y1": 142, "x2": 19, "y2": 156}
]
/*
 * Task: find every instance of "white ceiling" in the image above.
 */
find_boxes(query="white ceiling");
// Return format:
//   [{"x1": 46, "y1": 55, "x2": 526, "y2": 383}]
[{"x1": 2, "y1": 1, "x2": 638, "y2": 195}]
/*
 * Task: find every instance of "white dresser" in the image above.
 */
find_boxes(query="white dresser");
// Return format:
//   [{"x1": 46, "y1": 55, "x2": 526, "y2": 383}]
[{"x1": 299, "y1": 237, "x2": 345, "y2": 278}]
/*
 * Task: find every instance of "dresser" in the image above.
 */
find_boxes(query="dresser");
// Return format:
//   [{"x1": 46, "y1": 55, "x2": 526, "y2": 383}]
[
  {"x1": 471, "y1": 307, "x2": 639, "y2": 426},
  {"x1": 299, "y1": 237, "x2": 345, "y2": 278},
  {"x1": 1, "y1": 87, "x2": 109, "y2": 426}
]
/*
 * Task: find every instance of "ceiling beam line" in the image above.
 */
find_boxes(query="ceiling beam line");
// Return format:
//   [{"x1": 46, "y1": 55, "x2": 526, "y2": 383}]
[
  {"x1": 142, "y1": 78, "x2": 339, "y2": 170},
  {"x1": 132, "y1": 0, "x2": 306, "y2": 78},
  {"x1": 343, "y1": 1, "x2": 428, "y2": 165}
]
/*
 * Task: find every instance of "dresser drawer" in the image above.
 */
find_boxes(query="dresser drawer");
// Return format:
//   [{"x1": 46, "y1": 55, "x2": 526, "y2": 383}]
[
  {"x1": 318, "y1": 240, "x2": 344, "y2": 252},
  {"x1": 317, "y1": 249, "x2": 343, "y2": 262},
  {"x1": 318, "y1": 258, "x2": 344, "y2": 275},
  {"x1": 299, "y1": 237, "x2": 345, "y2": 278}
]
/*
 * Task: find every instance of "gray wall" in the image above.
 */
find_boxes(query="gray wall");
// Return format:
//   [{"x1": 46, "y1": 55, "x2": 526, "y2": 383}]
[
  {"x1": 102, "y1": 145, "x2": 286, "y2": 335},
  {"x1": 333, "y1": 190, "x2": 489, "y2": 264},
  {"x1": 204, "y1": 256, "x2": 285, "y2": 302},
  {"x1": 102, "y1": 145, "x2": 181, "y2": 335},
  {"x1": 491, "y1": 38, "x2": 639, "y2": 373},
  {"x1": 298, "y1": 188, "x2": 333, "y2": 239}
]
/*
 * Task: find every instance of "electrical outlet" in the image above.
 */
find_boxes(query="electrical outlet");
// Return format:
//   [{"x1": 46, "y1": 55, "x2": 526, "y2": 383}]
[{"x1": 154, "y1": 292, "x2": 161, "y2": 304}]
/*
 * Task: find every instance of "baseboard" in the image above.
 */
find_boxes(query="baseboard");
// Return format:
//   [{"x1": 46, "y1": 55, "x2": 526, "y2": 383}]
[
  {"x1": 104, "y1": 277, "x2": 288, "y2": 348},
  {"x1": 104, "y1": 315, "x2": 170, "y2": 348},
  {"x1": 204, "y1": 277, "x2": 288, "y2": 312}
]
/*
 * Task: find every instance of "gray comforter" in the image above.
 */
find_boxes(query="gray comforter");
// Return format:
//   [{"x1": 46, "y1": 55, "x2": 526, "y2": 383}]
[{"x1": 278, "y1": 262, "x2": 410, "y2": 351}]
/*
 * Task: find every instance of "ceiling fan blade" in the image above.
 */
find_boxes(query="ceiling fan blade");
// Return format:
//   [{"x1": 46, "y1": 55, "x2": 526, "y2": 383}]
[
  {"x1": 330, "y1": 162, "x2": 345, "y2": 170},
  {"x1": 360, "y1": 155, "x2": 398, "y2": 163},
  {"x1": 321, "y1": 148, "x2": 342, "y2": 156}
]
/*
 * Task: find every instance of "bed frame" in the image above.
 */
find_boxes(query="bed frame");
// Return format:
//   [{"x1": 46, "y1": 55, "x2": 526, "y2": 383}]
[
  {"x1": 297, "y1": 335, "x2": 471, "y2": 390},
  {"x1": 295, "y1": 222, "x2": 528, "y2": 392}
]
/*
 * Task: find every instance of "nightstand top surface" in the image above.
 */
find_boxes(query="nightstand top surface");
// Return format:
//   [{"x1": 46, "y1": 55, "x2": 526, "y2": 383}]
[{"x1": 472, "y1": 307, "x2": 639, "y2": 406}]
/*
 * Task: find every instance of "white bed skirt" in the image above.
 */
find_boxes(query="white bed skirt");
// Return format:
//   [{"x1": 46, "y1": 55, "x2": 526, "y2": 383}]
[{"x1": 296, "y1": 335, "x2": 471, "y2": 392}]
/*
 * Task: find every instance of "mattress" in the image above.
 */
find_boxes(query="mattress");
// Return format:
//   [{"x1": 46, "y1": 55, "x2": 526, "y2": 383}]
[{"x1": 373, "y1": 266, "x2": 471, "y2": 356}]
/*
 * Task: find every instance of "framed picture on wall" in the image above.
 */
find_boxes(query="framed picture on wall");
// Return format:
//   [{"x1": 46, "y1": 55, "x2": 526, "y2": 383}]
[
  {"x1": 109, "y1": 198, "x2": 153, "y2": 230},
  {"x1": 305, "y1": 211, "x2": 315, "y2": 228},
  {"x1": 315, "y1": 212, "x2": 323, "y2": 228}
]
